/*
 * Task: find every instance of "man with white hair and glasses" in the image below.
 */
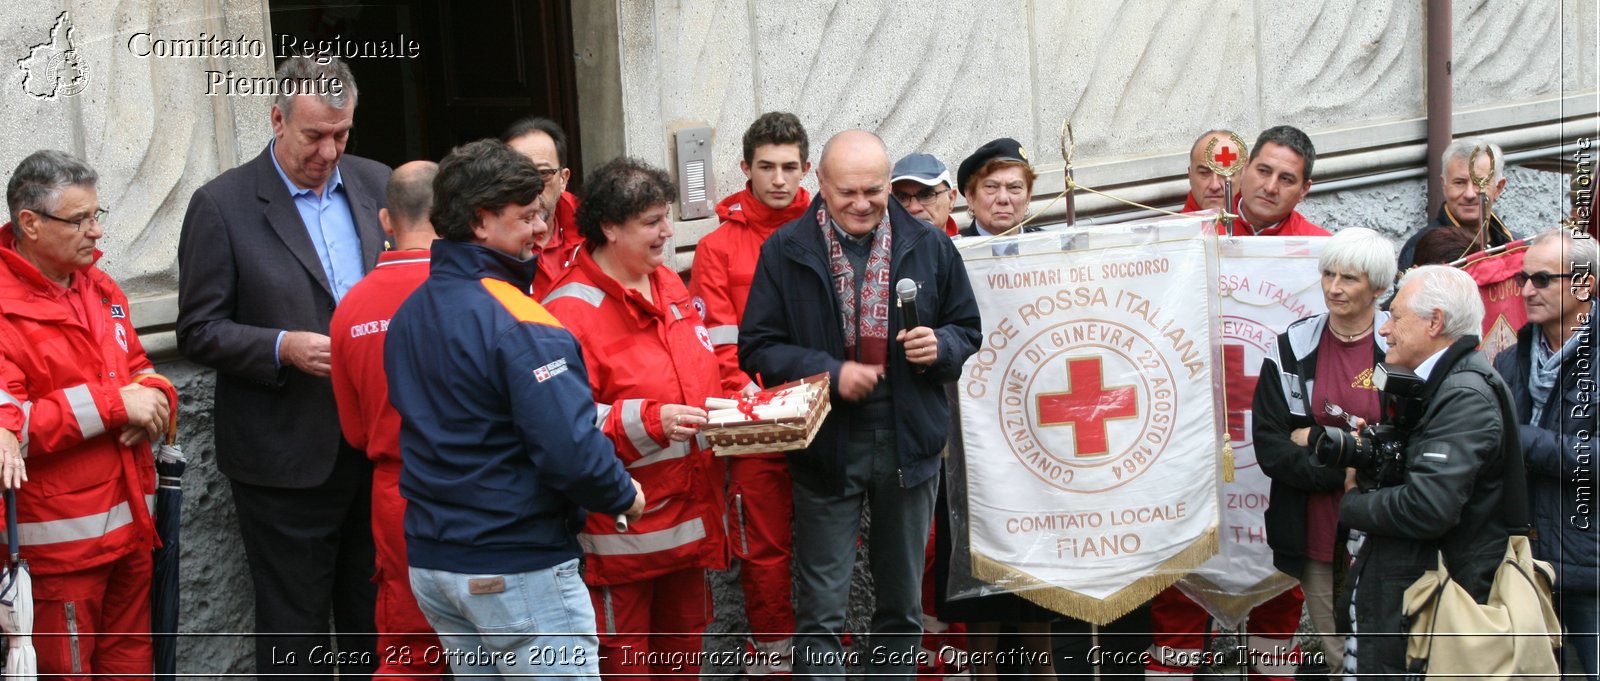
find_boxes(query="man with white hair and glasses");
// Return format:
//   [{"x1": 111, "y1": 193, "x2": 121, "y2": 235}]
[{"x1": 1339, "y1": 265, "x2": 1520, "y2": 675}]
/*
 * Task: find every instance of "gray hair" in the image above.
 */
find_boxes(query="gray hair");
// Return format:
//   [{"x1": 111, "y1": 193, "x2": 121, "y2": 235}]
[
  {"x1": 1320, "y1": 227, "x2": 1398, "y2": 292},
  {"x1": 274, "y1": 56, "x2": 357, "y2": 117},
  {"x1": 6, "y1": 149, "x2": 97, "y2": 228},
  {"x1": 1441, "y1": 138, "x2": 1504, "y2": 180},
  {"x1": 1531, "y1": 227, "x2": 1599, "y2": 281},
  {"x1": 1397, "y1": 265, "x2": 1484, "y2": 340}
]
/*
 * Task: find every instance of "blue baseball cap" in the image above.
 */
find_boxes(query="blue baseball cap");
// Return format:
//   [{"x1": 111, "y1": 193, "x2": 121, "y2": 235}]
[{"x1": 891, "y1": 153, "x2": 953, "y2": 188}]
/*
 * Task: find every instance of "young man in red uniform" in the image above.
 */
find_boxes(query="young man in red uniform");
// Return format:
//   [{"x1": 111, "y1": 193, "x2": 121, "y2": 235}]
[
  {"x1": 329, "y1": 160, "x2": 448, "y2": 680},
  {"x1": 505, "y1": 116, "x2": 582, "y2": 298},
  {"x1": 1228, "y1": 125, "x2": 1330, "y2": 237},
  {"x1": 688, "y1": 111, "x2": 812, "y2": 674},
  {"x1": 1147, "y1": 126, "x2": 1327, "y2": 681},
  {"x1": 0, "y1": 150, "x2": 178, "y2": 678}
]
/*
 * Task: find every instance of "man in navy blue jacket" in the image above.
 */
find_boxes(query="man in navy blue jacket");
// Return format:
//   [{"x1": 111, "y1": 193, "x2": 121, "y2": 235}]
[
  {"x1": 384, "y1": 139, "x2": 643, "y2": 678},
  {"x1": 740, "y1": 129, "x2": 981, "y2": 679},
  {"x1": 1493, "y1": 228, "x2": 1598, "y2": 680}
]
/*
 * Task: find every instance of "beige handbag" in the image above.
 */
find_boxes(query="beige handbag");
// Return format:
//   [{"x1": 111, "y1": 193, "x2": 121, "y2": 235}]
[{"x1": 1402, "y1": 537, "x2": 1562, "y2": 679}]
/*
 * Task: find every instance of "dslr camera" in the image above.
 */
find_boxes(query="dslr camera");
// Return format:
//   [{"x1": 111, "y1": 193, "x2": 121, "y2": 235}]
[{"x1": 1310, "y1": 363, "x2": 1427, "y2": 488}]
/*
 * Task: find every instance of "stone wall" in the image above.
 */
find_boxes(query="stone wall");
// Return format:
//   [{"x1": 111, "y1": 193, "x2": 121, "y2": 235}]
[{"x1": 0, "y1": 0, "x2": 1594, "y2": 676}]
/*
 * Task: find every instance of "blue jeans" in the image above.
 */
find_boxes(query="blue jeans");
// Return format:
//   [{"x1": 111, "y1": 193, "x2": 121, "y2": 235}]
[
  {"x1": 792, "y1": 428, "x2": 938, "y2": 679},
  {"x1": 1560, "y1": 590, "x2": 1599, "y2": 681},
  {"x1": 409, "y1": 558, "x2": 600, "y2": 680}
]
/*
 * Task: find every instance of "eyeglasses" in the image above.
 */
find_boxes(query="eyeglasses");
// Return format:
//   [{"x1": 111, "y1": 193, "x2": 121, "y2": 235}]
[
  {"x1": 535, "y1": 168, "x2": 561, "y2": 180},
  {"x1": 1513, "y1": 271, "x2": 1575, "y2": 289},
  {"x1": 36, "y1": 207, "x2": 108, "y2": 232},
  {"x1": 893, "y1": 186, "x2": 945, "y2": 207}
]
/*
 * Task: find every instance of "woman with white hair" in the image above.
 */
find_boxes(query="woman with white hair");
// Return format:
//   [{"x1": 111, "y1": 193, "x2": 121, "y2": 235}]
[{"x1": 1252, "y1": 227, "x2": 1396, "y2": 676}]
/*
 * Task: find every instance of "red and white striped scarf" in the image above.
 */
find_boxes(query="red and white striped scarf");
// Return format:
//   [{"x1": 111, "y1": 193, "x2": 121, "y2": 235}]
[{"x1": 819, "y1": 207, "x2": 892, "y2": 365}]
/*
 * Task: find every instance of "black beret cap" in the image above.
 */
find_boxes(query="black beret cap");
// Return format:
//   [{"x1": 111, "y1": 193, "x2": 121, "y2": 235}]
[{"x1": 957, "y1": 137, "x2": 1029, "y2": 196}]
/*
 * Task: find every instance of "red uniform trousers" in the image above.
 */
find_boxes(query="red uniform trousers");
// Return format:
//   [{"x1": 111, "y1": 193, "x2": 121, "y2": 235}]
[
  {"x1": 371, "y1": 461, "x2": 448, "y2": 679},
  {"x1": 33, "y1": 548, "x2": 152, "y2": 680},
  {"x1": 592, "y1": 567, "x2": 709, "y2": 679},
  {"x1": 727, "y1": 455, "x2": 794, "y2": 646},
  {"x1": 1147, "y1": 585, "x2": 1304, "y2": 680}
]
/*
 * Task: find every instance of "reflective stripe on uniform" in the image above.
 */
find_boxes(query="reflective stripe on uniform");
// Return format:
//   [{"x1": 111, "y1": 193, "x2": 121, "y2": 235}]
[
  {"x1": 1246, "y1": 636, "x2": 1298, "y2": 676},
  {"x1": 601, "y1": 586, "x2": 616, "y2": 635},
  {"x1": 619, "y1": 399, "x2": 661, "y2": 458},
  {"x1": 594, "y1": 402, "x2": 613, "y2": 428},
  {"x1": 0, "y1": 498, "x2": 145, "y2": 546},
  {"x1": 18, "y1": 401, "x2": 30, "y2": 458},
  {"x1": 707, "y1": 325, "x2": 739, "y2": 346},
  {"x1": 543, "y1": 282, "x2": 606, "y2": 308},
  {"x1": 629, "y1": 440, "x2": 689, "y2": 470},
  {"x1": 578, "y1": 517, "x2": 706, "y2": 556},
  {"x1": 63, "y1": 384, "x2": 105, "y2": 440}
]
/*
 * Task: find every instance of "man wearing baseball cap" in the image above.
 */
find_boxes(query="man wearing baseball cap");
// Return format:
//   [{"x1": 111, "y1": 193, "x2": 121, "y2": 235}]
[{"x1": 891, "y1": 153, "x2": 959, "y2": 236}]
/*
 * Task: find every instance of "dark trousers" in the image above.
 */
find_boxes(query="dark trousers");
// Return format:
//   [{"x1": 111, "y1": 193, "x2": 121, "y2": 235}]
[{"x1": 229, "y1": 442, "x2": 377, "y2": 679}]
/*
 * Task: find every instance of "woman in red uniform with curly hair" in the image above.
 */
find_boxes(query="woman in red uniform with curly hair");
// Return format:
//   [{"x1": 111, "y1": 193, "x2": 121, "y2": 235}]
[{"x1": 542, "y1": 157, "x2": 736, "y2": 679}]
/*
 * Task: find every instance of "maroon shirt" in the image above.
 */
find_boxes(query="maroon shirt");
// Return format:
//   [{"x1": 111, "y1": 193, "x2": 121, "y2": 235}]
[{"x1": 1306, "y1": 324, "x2": 1381, "y2": 561}]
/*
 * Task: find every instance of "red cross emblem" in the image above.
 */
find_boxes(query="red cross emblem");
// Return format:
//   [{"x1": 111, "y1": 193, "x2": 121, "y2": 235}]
[
  {"x1": 1223, "y1": 344, "x2": 1258, "y2": 441},
  {"x1": 1037, "y1": 357, "x2": 1138, "y2": 457},
  {"x1": 1214, "y1": 145, "x2": 1238, "y2": 168}
]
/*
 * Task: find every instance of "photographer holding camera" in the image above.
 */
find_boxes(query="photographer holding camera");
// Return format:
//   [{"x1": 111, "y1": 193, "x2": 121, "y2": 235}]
[
  {"x1": 1335, "y1": 265, "x2": 1519, "y2": 676},
  {"x1": 1252, "y1": 227, "x2": 1396, "y2": 676}
]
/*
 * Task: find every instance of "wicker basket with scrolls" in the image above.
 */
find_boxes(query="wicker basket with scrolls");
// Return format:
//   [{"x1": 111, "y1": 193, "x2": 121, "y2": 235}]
[{"x1": 701, "y1": 373, "x2": 832, "y2": 455}]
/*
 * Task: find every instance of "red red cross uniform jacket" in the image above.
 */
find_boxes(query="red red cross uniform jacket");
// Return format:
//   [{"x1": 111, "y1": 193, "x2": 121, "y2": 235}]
[
  {"x1": 533, "y1": 191, "x2": 582, "y2": 300},
  {"x1": 328, "y1": 249, "x2": 448, "y2": 678},
  {"x1": 542, "y1": 248, "x2": 735, "y2": 585},
  {"x1": 0, "y1": 228, "x2": 176, "y2": 575},
  {"x1": 690, "y1": 186, "x2": 811, "y2": 397}
]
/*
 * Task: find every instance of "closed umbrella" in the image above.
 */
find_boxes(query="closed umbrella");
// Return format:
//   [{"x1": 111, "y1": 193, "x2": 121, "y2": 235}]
[
  {"x1": 0, "y1": 488, "x2": 36, "y2": 680},
  {"x1": 152, "y1": 413, "x2": 185, "y2": 680}
]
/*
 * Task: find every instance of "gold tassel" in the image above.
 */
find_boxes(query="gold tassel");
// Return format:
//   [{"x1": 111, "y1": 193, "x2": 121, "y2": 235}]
[
  {"x1": 1221, "y1": 441, "x2": 1235, "y2": 483},
  {"x1": 969, "y1": 528, "x2": 1220, "y2": 625}
]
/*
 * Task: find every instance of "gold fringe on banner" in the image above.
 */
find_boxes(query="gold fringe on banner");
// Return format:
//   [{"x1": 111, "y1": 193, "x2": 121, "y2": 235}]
[
  {"x1": 1178, "y1": 571, "x2": 1301, "y2": 627},
  {"x1": 969, "y1": 527, "x2": 1220, "y2": 625}
]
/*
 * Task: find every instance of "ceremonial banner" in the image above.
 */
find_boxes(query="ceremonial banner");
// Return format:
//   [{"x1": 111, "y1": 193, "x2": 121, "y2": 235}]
[
  {"x1": 951, "y1": 215, "x2": 1224, "y2": 624},
  {"x1": 1176, "y1": 236, "x2": 1328, "y2": 628},
  {"x1": 1460, "y1": 242, "x2": 1529, "y2": 359}
]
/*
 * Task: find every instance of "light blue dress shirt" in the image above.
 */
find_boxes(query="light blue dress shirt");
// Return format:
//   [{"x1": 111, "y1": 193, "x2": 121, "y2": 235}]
[{"x1": 268, "y1": 141, "x2": 366, "y2": 366}]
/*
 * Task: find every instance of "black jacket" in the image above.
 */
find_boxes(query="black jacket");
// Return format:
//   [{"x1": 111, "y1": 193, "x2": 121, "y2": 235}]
[
  {"x1": 1493, "y1": 311, "x2": 1599, "y2": 593},
  {"x1": 1339, "y1": 337, "x2": 1519, "y2": 675},
  {"x1": 739, "y1": 196, "x2": 981, "y2": 488},
  {"x1": 1396, "y1": 203, "x2": 1514, "y2": 272},
  {"x1": 1253, "y1": 312, "x2": 1389, "y2": 579},
  {"x1": 177, "y1": 147, "x2": 390, "y2": 487}
]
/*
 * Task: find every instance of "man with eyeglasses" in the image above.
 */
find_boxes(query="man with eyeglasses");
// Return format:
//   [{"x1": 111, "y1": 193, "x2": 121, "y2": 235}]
[
  {"x1": 1493, "y1": 228, "x2": 1598, "y2": 681},
  {"x1": 0, "y1": 149, "x2": 178, "y2": 676},
  {"x1": 689, "y1": 111, "x2": 811, "y2": 674},
  {"x1": 892, "y1": 153, "x2": 959, "y2": 236},
  {"x1": 505, "y1": 116, "x2": 580, "y2": 298},
  {"x1": 1398, "y1": 138, "x2": 1516, "y2": 272}
]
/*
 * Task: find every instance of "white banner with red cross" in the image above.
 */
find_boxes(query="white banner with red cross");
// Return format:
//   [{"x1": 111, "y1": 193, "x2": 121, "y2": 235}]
[
  {"x1": 1175, "y1": 236, "x2": 1328, "y2": 628},
  {"x1": 949, "y1": 215, "x2": 1226, "y2": 625}
]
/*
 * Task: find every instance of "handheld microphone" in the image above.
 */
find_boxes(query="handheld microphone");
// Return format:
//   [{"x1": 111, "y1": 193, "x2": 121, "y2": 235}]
[{"x1": 896, "y1": 278, "x2": 920, "y2": 331}]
